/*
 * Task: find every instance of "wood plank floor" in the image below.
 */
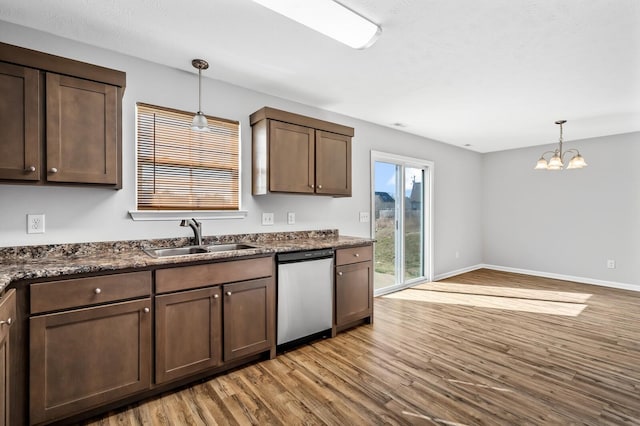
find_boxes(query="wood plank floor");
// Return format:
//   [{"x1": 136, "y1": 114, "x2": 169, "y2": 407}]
[{"x1": 85, "y1": 269, "x2": 640, "y2": 425}]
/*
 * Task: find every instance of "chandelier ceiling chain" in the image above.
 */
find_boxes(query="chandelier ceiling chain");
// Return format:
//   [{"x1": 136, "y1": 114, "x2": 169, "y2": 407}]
[{"x1": 534, "y1": 120, "x2": 587, "y2": 171}]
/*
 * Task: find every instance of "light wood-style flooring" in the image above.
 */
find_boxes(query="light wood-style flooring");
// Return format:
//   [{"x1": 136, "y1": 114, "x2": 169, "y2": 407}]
[{"x1": 86, "y1": 269, "x2": 640, "y2": 425}]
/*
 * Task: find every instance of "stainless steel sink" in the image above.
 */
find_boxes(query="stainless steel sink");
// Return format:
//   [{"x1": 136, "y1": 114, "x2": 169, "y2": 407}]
[
  {"x1": 144, "y1": 243, "x2": 257, "y2": 258},
  {"x1": 206, "y1": 243, "x2": 256, "y2": 252},
  {"x1": 144, "y1": 246, "x2": 209, "y2": 258}
]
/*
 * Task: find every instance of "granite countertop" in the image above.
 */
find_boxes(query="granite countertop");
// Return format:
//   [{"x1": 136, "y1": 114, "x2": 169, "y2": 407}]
[{"x1": 0, "y1": 230, "x2": 373, "y2": 291}]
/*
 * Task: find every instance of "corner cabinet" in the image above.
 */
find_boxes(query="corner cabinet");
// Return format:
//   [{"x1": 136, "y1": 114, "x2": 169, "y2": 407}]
[
  {"x1": 0, "y1": 41, "x2": 125, "y2": 189},
  {"x1": 335, "y1": 245, "x2": 374, "y2": 331},
  {"x1": 251, "y1": 107, "x2": 353, "y2": 197}
]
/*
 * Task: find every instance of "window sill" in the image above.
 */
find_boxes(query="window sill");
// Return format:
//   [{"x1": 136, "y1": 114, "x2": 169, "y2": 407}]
[{"x1": 129, "y1": 210, "x2": 248, "y2": 221}]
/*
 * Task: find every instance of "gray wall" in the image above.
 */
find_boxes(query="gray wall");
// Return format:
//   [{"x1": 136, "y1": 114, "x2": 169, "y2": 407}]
[
  {"x1": 483, "y1": 132, "x2": 639, "y2": 288},
  {"x1": 0, "y1": 22, "x2": 484, "y2": 278}
]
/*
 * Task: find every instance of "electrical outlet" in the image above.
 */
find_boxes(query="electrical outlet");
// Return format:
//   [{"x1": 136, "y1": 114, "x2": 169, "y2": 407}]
[
  {"x1": 287, "y1": 212, "x2": 295, "y2": 225},
  {"x1": 261, "y1": 212, "x2": 274, "y2": 226},
  {"x1": 359, "y1": 212, "x2": 370, "y2": 223},
  {"x1": 27, "y1": 214, "x2": 45, "y2": 234},
  {"x1": 607, "y1": 259, "x2": 616, "y2": 269}
]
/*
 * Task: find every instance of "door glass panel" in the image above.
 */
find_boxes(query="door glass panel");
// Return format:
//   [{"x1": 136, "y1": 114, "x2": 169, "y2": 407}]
[
  {"x1": 374, "y1": 161, "x2": 399, "y2": 290},
  {"x1": 404, "y1": 167, "x2": 424, "y2": 280}
]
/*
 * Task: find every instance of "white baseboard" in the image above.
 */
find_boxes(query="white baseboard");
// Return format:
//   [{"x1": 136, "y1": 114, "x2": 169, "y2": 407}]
[
  {"x1": 434, "y1": 264, "x2": 484, "y2": 281},
  {"x1": 436, "y1": 263, "x2": 639, "y2": 293}
]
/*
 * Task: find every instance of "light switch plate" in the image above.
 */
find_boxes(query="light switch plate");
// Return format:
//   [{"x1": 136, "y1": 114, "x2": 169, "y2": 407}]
[
  {"x1": 287, "y1": 212, "x2": 295, "y2": 225},
  {"x1": 262, "y1": 212, "x2": 274, "y2": 226},
  {"x1": 359, "y1": 212, "x2": 370, "y2": 223}
]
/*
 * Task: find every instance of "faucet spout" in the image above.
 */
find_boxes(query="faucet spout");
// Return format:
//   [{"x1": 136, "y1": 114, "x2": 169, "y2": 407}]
[{"x1": 180, "y1": 218, "x2": 203, "y2": 246}]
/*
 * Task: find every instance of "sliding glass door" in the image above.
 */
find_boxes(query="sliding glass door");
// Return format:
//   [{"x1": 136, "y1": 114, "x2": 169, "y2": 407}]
[{"x1": 371, "y1": 152, "x2": 433, "y2": 295}]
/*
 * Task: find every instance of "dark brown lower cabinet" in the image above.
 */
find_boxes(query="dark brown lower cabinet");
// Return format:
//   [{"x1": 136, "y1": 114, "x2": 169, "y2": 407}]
[
  {"x1": 155, "y1": 287, "x2": 222, "y2": 384},
  {"x1": 29, "y1": 299, "x2": 151, "y2": 425},
  {"x1": 335, "y1": 258, "x2": 373, "y2": 327},
  {"x1": 223, "y1": 278, "x2": 275, "y2": 361},
  {"x1": 0, "y1": 290, "x2": 16, "y2": 426}
]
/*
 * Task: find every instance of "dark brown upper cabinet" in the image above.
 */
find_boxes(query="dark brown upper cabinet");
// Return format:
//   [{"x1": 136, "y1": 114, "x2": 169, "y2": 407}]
[
  {"x1": 250, "y1": 107, "x2": 353, "y2": 197},
  {"x1": 0, "y1": 42, "x2": 125, "y2": 189}
]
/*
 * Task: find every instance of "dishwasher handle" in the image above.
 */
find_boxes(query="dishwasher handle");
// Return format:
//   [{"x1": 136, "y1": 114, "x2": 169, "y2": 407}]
[{"x1": 277, "y1": 249, "x2": 334, "y2": 264}]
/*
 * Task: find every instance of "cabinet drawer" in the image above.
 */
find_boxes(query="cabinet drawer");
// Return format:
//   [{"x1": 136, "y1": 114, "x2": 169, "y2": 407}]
[
  {"x1": 156, "y1": 256, "x2": 273, "y2": 294},
  {"x1": 335, "y1": 245, "x2": 373, "y2": 266},
  {"x1": 30, "y1": 271, "x2": 151, "y2": 314}
]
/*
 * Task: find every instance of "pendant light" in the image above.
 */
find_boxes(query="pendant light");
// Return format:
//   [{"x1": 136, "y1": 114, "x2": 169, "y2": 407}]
[
  {"x1": 191, "y1": 59, "x2": 209, "y2": 131},
  {"x1": 534, "y1": 120, "x2": 587, "y2": 171}
]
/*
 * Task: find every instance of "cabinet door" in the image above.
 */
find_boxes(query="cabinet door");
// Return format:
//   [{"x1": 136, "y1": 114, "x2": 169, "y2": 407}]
[
  {"x1": 335, "y1": 262, "x2": 373, "y2": 327},
  {"x1": 0, "y1": 62, "x2": 40, "y2": 181},
  {"x1": 30, "y1": 299, "x2": 151, "y2": 424},
  {"x1": 0, "y1": 290, "x2": 15, "y2": 426},
  {"x1": 223, "y1": 278, "x2": 275, "y2": 361},
  {"x1": 268, "y1": 120, "x2": 315, "y2": 193},
  {"x1": 46, "y1": 73, "x2": 119, "y2": 185},
  {"x1": 315, "y1": 130, "x2": 351, "y2": 196},
  {"x1": 155, "y1": 287, "x2": 222, "y2": 384}
]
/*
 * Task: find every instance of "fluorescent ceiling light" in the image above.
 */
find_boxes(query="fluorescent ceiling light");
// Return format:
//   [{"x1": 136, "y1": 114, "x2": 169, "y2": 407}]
[{"x1": 253, "y1": 0, "x2": 381, "y2": 49}]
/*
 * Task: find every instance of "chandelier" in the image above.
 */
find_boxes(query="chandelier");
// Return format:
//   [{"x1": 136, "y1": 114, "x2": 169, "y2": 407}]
[{"x1": 534, "y1": 120, "x2": 587, "y2": 170}]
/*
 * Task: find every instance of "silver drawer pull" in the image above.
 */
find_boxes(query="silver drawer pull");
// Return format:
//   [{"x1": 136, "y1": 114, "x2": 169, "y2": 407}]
[
  {"x1": 49, "y1": 167, "x2": 58, "y2": 173},
  {"x1": 143, "y1": 307, "x2": 150, "y2": 313},
  {"x1": 213, "y1": 294, "x2": 219, "y2": 299},
  {"x1": 27, "y1": 166, "x2": 36, "y2": 172},
  {"x1": 317, "y1": 184, "x2": 322, "y2": 189},
  {"x1": 354, "y1": 253, "x2": 360, "y2": 257},
  {"x1": 0, "y1": 318, "x2": 12, "y2": 326},
  {"x1": 310, "y1": 184, "x2": 315, "y2": 189},
  {"x1": 226, "y1": 291, "x2": 232, "y2": 296},
  {"x1": 94, "y1": 288, "x2": 102, "y2": 294},
  {"x1": 337, "y1": 272, "x2": 343, "y2": 276}
]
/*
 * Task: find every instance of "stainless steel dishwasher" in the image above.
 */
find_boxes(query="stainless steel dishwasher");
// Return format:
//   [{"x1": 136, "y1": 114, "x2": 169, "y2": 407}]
[{"x1": 277, "y1": 249, "x2": 334, "y2": 347}]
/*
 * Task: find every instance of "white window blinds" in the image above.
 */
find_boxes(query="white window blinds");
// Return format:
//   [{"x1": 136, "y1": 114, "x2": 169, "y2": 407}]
[{"x1": 136, "y1": 103, "x2": 240, "y2": 210}]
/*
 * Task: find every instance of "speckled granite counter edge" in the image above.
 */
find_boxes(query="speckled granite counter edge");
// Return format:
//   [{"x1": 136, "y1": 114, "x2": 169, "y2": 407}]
[{"x1": 0, "y1": 230, "x2": 374, "y2": 290}]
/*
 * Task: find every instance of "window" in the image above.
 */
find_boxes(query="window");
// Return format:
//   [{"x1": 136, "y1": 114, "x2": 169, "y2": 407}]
[{"x1": 136, "y1": 103, "x2": 240, "y2": 211}]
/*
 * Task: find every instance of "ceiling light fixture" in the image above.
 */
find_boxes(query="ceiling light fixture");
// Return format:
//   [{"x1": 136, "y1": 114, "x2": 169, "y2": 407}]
[
  {"x1": 252, "y1": 0, "x2": 381, "y2": 49},
  {"x1": 534, "y1": 120, "x2": 587, "y2": 171},
  {"x1": 191, "y1": 59, "x2": 209, "y2": 132}
]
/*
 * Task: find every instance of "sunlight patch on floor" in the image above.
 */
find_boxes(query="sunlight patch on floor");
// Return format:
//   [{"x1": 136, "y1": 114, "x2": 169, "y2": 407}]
[
  {"x1": 415, "y1": 282, "x2": 592, "y2": 303},
  {"x1": 383, "y1": 288, "x2": 588, "y2": 316}
]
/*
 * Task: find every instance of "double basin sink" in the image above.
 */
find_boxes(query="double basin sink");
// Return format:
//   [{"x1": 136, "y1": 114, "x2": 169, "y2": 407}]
[{"x1": 144, "y1": 243, "x2": 258, "y2": 258}]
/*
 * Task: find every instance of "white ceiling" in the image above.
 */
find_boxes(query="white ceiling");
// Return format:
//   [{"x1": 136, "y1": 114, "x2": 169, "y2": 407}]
[{"x1": 1, "y1": 0, "x2": 638, "y2": 152}]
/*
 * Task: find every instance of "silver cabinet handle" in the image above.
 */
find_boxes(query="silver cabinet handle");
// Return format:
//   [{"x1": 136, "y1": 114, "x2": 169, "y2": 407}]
[
  {"x1": 0, "y1": 318, "x2": 12, "y2": 326},
  {"x1": 143, "y1": 307, "x2": 150, "y2": 313},
  {"x1": 226, "y1": 291, "x2": 232, "y2": 296},
  {"x1": 49, "y1": 167, "x2": 58, "y2": 173},
  {"x1": 310, "y1": 184, "x2": 315, "y2": 189},
  {"x1": 337, "y1": 272, "x2": 343, "y2": 276},
  {"x1": 317, "y1": 184, "x2": 322, "y2": 189},
  {"x1": 354, "y1": 253, "x2": 360, "y2": 257},
  {"x1": 213, "y1": 294, "x2": 219, "y2": 299},
  {"x1": 94, "y1": 288, "x2": 102, "y2": 294},
  {"x1": 26, "y1": 166, "x2": 36, "y2": 172}
]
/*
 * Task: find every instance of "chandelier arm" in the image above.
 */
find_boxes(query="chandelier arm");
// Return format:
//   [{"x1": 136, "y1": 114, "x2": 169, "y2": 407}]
[{"x1": 539, "y1": 150, "x2": 556, "y2": 159}]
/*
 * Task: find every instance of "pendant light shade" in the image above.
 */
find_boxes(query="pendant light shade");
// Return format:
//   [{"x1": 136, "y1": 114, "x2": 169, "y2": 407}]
[
  {"x1": 534, "y1": 120, "x2": 587, "y2": 171},
  {"x1": 191, "y1": 59, "x2": 209, "y2": 132}
]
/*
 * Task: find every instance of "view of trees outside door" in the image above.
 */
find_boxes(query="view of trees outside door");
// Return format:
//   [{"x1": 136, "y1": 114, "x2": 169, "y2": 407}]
[{"x1": 372, "y1": 153, "x2": 431, "y2": 295}]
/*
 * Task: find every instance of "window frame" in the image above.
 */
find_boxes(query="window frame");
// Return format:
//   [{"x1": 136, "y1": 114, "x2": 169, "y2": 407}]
[{"x1": 129, "y1": 103, "x2": 247, "y2": 221}]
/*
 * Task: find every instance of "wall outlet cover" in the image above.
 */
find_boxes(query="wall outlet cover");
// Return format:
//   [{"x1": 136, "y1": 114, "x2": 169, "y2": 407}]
[{"x1": 27, "y1": 214, "x2": 45, "y2": 234}]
